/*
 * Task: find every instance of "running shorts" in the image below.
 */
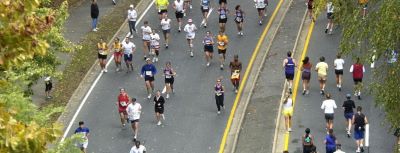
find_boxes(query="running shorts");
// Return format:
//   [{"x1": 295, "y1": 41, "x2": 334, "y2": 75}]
[
  {"x1": 218, "y1": 49, "x2": 226, "y2": 54},
  {"x1": 257, "y1": 7, "x2": 265, "y2": 11},
  {"x1": 155, "y1": 107, "x2": 164, "y2": 114},
  {"x1": 219, "y1": 18, "x2": 227, "y2": 23},
  {"x1": 186, "y1": 35, "x2": 195, "y2": 40},
  {"x1": 175, "y1": 11, "x2": 184, "y2": 18},
  {"x1": 353, "y1": 78, "x2": 362, "y2": 84},
  {"x1": 318, "y1": 74, "x2": 327, "y2": 81},
  {"x1": 344, "y1": 112, "x2": 353, "y2": 120},
  {"x1": 163, "y1": 29, "x2": 171, "y2": 35},
  {"x1": 283, "y1": 107, "x2": 293, "y2": 116},
  {"x1": 354, "y1": 129, "x2": 365, "y2": 140},
  {"x1": 114, "y1": 51, "x2": 122, "y2": 57},
  {"x1": 235, "y1": 17, "x2": 243, "y2": 23},
  {"x1": 145, "y1": 76, "x2": 155, "y2": 82},
  {"x1": 165, "y1": 77, "x2": 174, "y2": 84},
  {"x1": 327, "y1": 12, "x2": 334, "y2": 19},
  {"x1": 325, "y1": 113, "x2": 334, "y2": 121},
  {"x1": 158, "y1": 9, "x2": 168, "y2": 15},
  {"x1": 285, "y1": 73, "x2": 294, "y2": 80},
  {"x1": 204, "y1": 45, "x2": 214, "y2": 52},
  {"x1": 118, "y1": 109, "x2": 128, "y2": 114},
  {"x1": 129, "y1": 119, "x2": 139, "y2": 123},
  {"x1": 124, "y1": 54, "x2": 133, "y2": 61},
  {"x1": 335, "y1": 69, "x2": 343, "y2": 75},
  {"x1": 76, "y1": 141, "x2": 89, "y2": 149},
  {"x1": 45, "y1": 82, "x2": 52, "y2": 91},
  {"x1": 201, "y1": 7, "x2": 209, "y2": 13},
  {"x1": 98, "y1": 53, "x2": 107, "y2": 59}
]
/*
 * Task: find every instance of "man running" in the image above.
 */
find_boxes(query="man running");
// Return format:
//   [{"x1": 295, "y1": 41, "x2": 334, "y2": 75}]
[
  {"x1": 126, "y1": 98, "x2": 142, "y2": 141},
  {"x1": 325, "y1": 2, "x2": 334, "y2": 34},
  {"x1": 203, "y1": 31, "x2": 214, "y2": 67},
  {"x1": 301, "y1": 56, "x2": 312, "y2": 95},
  {"x1": 116, "y1": 88, "x2": 130, "y2": 127},
  {"x1": 97, "y1": 38, "x2": 108, "y2": 73},
  {"x1": 128, "y1": 5, "x2": 137, "y2": 38},
  {"x1": 229, "y1": 55, "x2": 242, "y2": 93},
  {"x1": 164, "y1": 61, "x2": 176, "y2": 99},
  {"x1": 283, "y1": 51, "x2": 296, "y2": 94},
  {"x1": 155, "y1": 0, "x2": 169, "y2": 20},
  {"x1": 321, "y1": 93, "x2": 337, "y2": 130},
  {"x1": 215, "y1": 79, "x2": 225, "y2": 114},
  {"x1": 129, "y1": 140, "x2": 146, "y2": 153},
  {"x1": 160, "y1": 15, "x2": 171, "y2": 48},
  {"x1": 254, "y1": 0, "x2": 268, "y2": 25},
  {"x1": 122, "y1": 37, "x2": 135, "y2": 73},
  {"x1": 350, "y1": 58, "x2": 365, "y2": 100},
  {"x1": 315, "y1": 56, "x2": 328, "y2": 95},
  {"x1": 184, "y1": 19, "x2": 197, "y2": 57},
  {"x1": 154, "y1": 90, "x2": 166, "y2": 125},
  {"x1": 342, "y1": 93, "x2": 356, "y2": 138},
  {"x1": 200, "y1": 0, "x2": 211, "y2": 28},
  {"x1": 150, "y1": 30, "x2": 161, "y2": 63},
  {"x1": 112, "y1": 37, "x2": 122, "y2": 72},
  {"x1": 334, "y1": 54, "x2": 344, "y2": 91},
  {"x1": 234, "y1": 5, "x2": 245, "y2": 36},
  {"x1": 184, "y1": 0, "x2": 192, "y2": 14},
  {"x1": 217, "y1": 31, "x2": 229, "y2": 70},
  {"x1": 141, "y1": 21, "x2": 152, "y2": 60},
  {"x1": 352, "y1": 106, "x2": 368, "y2": 153},
  {"x1": 359, "y1": 0, "x2": 368, "y2": 19},
  {"x1": 307, "y1": 0, "x2": 315, "y2": 22},
  {"x1": 217, "y1": 3, "x2": 229, "y2": 33},
  {"x1": 74, "y1": 121, "x2": 90, "y2": 153},
  {"x1": 141, "y1": 58, "x2": 157, "y2": 99},
  {"x1": 173, "y1": 0, "x2": 184, "y2": 32}
]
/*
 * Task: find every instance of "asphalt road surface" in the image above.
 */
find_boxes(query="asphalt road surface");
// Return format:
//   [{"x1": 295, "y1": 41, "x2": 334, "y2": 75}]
[
  {"x1": 287, "y1": 13, "x2": 396, "y2": 153},
  {"x1": 64, "y1": 0, "x2": 279, "y2": 152}
]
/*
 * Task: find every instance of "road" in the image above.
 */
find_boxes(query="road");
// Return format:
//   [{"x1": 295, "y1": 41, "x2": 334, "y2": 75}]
[
  {"x1": 287, "y1": 12, "x2": 396, "y2": 152},
  {"x1": 64, "y1": 0, "x2": 279, "y2": 152}
]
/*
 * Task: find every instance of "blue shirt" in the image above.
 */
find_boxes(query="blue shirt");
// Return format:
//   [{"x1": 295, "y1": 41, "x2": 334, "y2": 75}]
[
  {"x1": 325, "y1": 135, "x2": 336, "y2": 148},
  {"x1": 141, "y1": 64, "x2": 157, "y2": 77},
  {"x1": 74, "y1": 127, "x2": 90, "y2": 136},
  {"x1": 285, "y1": 57, "x2": 295, "y2": 75}
]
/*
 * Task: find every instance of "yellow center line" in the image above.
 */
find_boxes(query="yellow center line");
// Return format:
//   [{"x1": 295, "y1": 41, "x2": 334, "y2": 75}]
[
  {"x1": 283, "y1": 21, "x2": 315, "y2": 151},
  {"x1": 218, "y1": 0, "x2": 284, "y2": 152}
]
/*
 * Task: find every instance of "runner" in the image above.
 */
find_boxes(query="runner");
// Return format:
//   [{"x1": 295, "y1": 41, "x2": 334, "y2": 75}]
[
  {"x1": 334, "y1": 144, "x2": 345, "y2": 153},
  {"x1": 324, "y1": 129, "x2": 337, "y2": 153},
  {"x1": 302, "y1": 128, "x2": 315, "y2": 153},
  {"x1": 200, "y1": 0, "x2": 211, "y2": 28},
  {"x1": 128, "y1": 5, "x2": 138, "y2": 38},
  {"x1": 234, "y1": 5, "x2": 245, "y2": 36},
  {"x1": 173, "y1": 0, "x2": 184, "y2": 32},
  {"x1": 97, "y1": 38, "x2": 108, "y2": 73},
  {"x1": 217, "y1": 31, "x2": 229, "y2": 70},
  {"x1": 282, "y1": 94, "x2": 293, "y2": 132},
  {"x1": 150, "y1": 29, "x2": 161, "y2": 63},
  {"x1": 184, "y1": 0, "x2": 192, "y2": 15},
  {"x1": 116, "y1": 88, "x2": 130, "y2": 127},
  {"x1": 301, "y1": 56, "x2": 312, "y2": 95},
  {"x1": 394, "y1": 128, "x2": 400, "y2": 152},
  {"x1": 129, "y1": 140, "x2": 147, "y2": 153},
  {"x1": 229, "y1": 55, "x2": 242, "y2": 93},
  {"x1": 342, "y1": 93, "x2": 356, "y2": 138},
  {"x1": 307, "y1": 0, "x2": 315, "y2": 22},
  {"x1": 334, "y1": 54, "x2": 344, "y2": 91},
  {"x1": 254, "y1": 0, "x2": 268, "y2": 25},
  {"x1": 121, "y1": 37, "x2": 136, "y2": 73},
  {"x1": 141, "y1": 21, "x2": 152, "y2": 60},
  {"x1": 321, "y1": 93, "x2": 337, "y2": 130},
  {"x1": 184, "y1": 19, "x2": 197, "y2": 57},
  {"x1": 126, "y1": 98, "x2": 142, "y2": 141},
  {"x1": 359, "y1": 0, "x2": 368, "y2": 19},
  {"x1": 352, "y1": 106, "x2": 368, "y2": 153},
  {"x1": 203, "y1": 31, "x2": 214, "y2": 67},
  {"x1": 160, "y1": 15, "x2": 171, "y2": 48},
  {"x1": 141, "y1": 58, "x2": 157, "y2": 99},
  {"x1": 315, "y1": 56, "x2": 328, "y2": 95},
  {"x1": 112, "y1": 37, "x2": 123, "y2": 72},
  {"x1": 214, "y1": 79, "x2": 225, "y2": 114},
  {"x1": 219, "y1": 0, "x2": 227, "y2": 5},
  {"x1": 163, "y1": 61, "x2": 176, "y2": 99},
  {"x1": 154, "y1": 90, "x2": 166, "y2": 125},
  {"x1": 217, "y1": 3, "x2": 229, "y2": 33},
  {"x1": 283, "y1": 51, "x2": 296, "y2": 94},
  {"x1": 325, "y1": 2, "x2": 334, "y2": 34},
  {"x1": 350, "y1": 58, "x2": 365, "y2": 100},
  {"x1": 44, "y1": 75, "x2": 53, "y2": 99},
  {"x1": 74, "y1": 121, "x2": 90, "y2": 153},
  {"x1": 155, "y1": 0, "x2": 169, "y2": 20}
]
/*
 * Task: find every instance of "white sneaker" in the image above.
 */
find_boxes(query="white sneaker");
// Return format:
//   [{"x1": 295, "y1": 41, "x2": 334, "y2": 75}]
[
  {"x1": 238, "y1": 32, "x2": 241, "y2": 35},
  {"x1": 152, "y1": 57, "x2": 156, "y2": 63},
  {"x1": 130, "y1": 35, "x2": 134, "y2": 38},
  {"x1": 103, "y1": 69, "x2": 107, "y2": 73},
  {"x1": 166, "y1": 94, "x2": 170, "y2": 99},
  {"x1": 157, "y1": 121, "x2": 162, "y2": 125},
  {"x1": 288, "y1": 128, "x2": 292, "y2": 132},
  {"x1": 116, "y1": 68, "x2": 120, "y2": 72},
  {"x1": 217, "y1": 111, "x2": 221, "y2": 114},
  {"x1": 206, "y1": 62, "x2": 210, "y2": 67},
  {"x1": 190, "y1": 51, "x2": 194, "y2": 57},
  {"x1": 190, "y1": 5, "x2": 192, "y2": 9},
  {"x1": 155, "y1": 57, "x2": 158, "y2": 62},
  {"x1": 92, "y1": 28, "x2": 97, "y2": 32},
  {"x1": 147, "y1": 94, "x2": 151, "y2": 99},
  {"x1": 240, "y1": 32, "x2": 244, "y2": 36}
]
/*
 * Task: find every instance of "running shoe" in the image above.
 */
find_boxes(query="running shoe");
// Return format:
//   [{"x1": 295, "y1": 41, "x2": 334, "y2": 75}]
[
  {"x1": 220, "y1": 64, "x2": 223, "y2": 70},
  {"x1": 147, "y1": 94, "x2": 151, "y2": 99},
  {"x1": 166, "y1": 94, "x2": 170, "y2": 99},
  {"x1": 190, "y1": 51, "x2": 194, "y2": 57},
  {"x1": 325, "y1": 29, "x2": 328, "y2": 34},
  {"x1": 217, "y1": 111, "x2": 221, "y2": 114},
  {"x1": 157, "y1": 121, "x2": 162, "y2": 125},
  {"x1": 103, "y1": 69, "x2": 108, "y2": 73},
  {"x1": 206, "y1": 62, "x2": 210, "y2": 67}
]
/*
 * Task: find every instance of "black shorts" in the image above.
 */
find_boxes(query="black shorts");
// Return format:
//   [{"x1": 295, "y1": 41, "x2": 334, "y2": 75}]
[
  {"x1": 201, "y1": 7, "x2": 209, "y2": 13},
  {"x1": 218, "y1": 49, "x2": 226, "y2": 54},
  {"x1": 175, "y1": 11, "x2": 184, "y2": 18},
  {"x1": 98, "y1": 53, "x2": 107, "y2": 59},
  {"x1": 219, "y1": 0, "x2": 227, "y2": 5},
  {"x1": 335, "y1": 69, "x2": 343, "y2": 75},
  {"x1": 325, "y1": 113, "x2": 334, "y2": 121},
  {"x1": 219, "y1": 18, "x2": 227, "y2": 23},
  {"x1": 155, "y1": 107, "x2": 164, "y2": 114},
  {"x1": 204, "y1": 45, "x2": 214, "y2": 52},
  {"x1": 327, "y1": 12, "x2": 334, "y2": 19},
  {"x1": 129, "y1": 119, "x2": 139, "y2": 123},
  {"x1": 124, "y1": 54, "x2": 133, "y2": 62},
  {"x1": 235, "y1": 17, "x2": 243, "y2": 23},
  {"x1": 257, "y1": 7, "x2": 265, "y2": 11},
  {"x1": 158, "y1": 9, "x2": 167, "y2": 15},
  {"x1": 353, "y1": 78, "x2": 362, "y2": 84},
  {"x1": 162, "y1": 29, "x2": 170, "y2": 35},
  {"x1": 285, "y1": 73, "x2": 294, "y2": 80},
  {"x1": 165, "y1": 77, "x2": 174, "y2": 84},
  {"x1": 145, "y1": 76, "x2": 155, "y2": 82},
  {"x1": 45, "y1": 82, "x2": 52, "y2": 91}
]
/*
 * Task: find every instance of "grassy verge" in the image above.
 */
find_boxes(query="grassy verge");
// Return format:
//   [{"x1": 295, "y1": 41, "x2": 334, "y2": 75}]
[{"x1": 44, "y1": 0, "x2": 139, "y2": 120}]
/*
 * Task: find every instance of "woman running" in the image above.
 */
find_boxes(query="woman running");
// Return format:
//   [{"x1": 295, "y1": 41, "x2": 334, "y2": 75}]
[
  {"x1": 215, "y1": 79, "x2": 225, "y2": 114},
  {"x1": 154, "y1": 90, "x2": 165, "y2": 125},
  {"x1": 315, "y1": 56, "x2": 328, "y2": 95},
  {"x1": 324, "y1": 129, "x2": 337, "y2": 153},
  {"x1": 141, "y1": 21, "x2": 152, "y2": 60},
  {"x1": 334, "y1": 54, "x2": 344, "y2": 91},
  {"x1": 113, "y1": 37, "x2": 122, "y2": 72},
  {"x1": 184, "y1": 19, "x2": 197, "y2": 57},
  {"x1": 160, "y1": 15, "x2": 171, "y2": 48},
  {"x1": 116, "y1": 88, "x2": 130, "y2": 127},
  {"x1": 301, "y1": 56, "x2": 312, "y2": 95},
  {"x1": 97, "y1": 38, "x2": 108, "y2": 73},
  {"x1": 200, "y1": 0, "x2": 211, "y2": 28},
  {"x1": 164, "y1": 62, "x2": 176, "y2": 99},
  {"x1": 203, "y1": 31, "x2": 214, "y2": 67},
  {"x1": 217, "y1": 3, "x2": 229, "y2": 33},
  {"x1": 282, "y1": 94, "x2": 293, "y2": 132},
  {"x1": 150, "y1": 30, "x2": 161, "y2": 63},
  {"x1": 234, "y1": 5, "x2": 245, "y2": 36},
  {"x1": 307, "y1": 0, "x2": 315, "y2": 22},
  {"x1": 302, "y1": 128, "x2": 315, "y2": 153}
]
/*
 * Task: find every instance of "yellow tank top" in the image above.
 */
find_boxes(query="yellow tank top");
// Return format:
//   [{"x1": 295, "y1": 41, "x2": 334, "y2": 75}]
[
  {"x1": 97, "y1": 42, "x2": 108, "y2": 55},
  {"x1": 217, "y1": 35, "x2": 228, "y2": 50},
  {"x1": 114, "y1": 42, "x2": 121, "y2": 50}
]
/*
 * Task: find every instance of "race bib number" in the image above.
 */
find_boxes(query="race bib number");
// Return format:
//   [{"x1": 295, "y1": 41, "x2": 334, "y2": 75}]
[
  {"x1": 220, "y1": 14, "x2": 226, "y2": 19},
  {"x1": 218, "y1": 42, "x2": 225, "y2": 46},
  {"x1": 236, "y1": 17, "x2": 242, "y2": 22},
  {"x1": 216, "y1": 92, "x2": 222, "y2": 96},
  {"x1": 145, "y1": 71, "x2": 152, "y2": 76},
  {"x1": 231, "y1": 72, "x2": 240, "y2": 79},
  {"x1": 120, "y1": 101, "x2": 127, "y2": 106},
  {"x1": 203, "y1": 5, "x2": 209, "y2": 9},
  {"x1": 166, "y1": 75, "x2": 172, "y2": 78}
]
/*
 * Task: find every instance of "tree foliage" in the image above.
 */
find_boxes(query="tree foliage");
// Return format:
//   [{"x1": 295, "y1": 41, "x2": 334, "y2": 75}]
[{"x1": 313, "y1": 0, "x2": 400, "y2": 129}]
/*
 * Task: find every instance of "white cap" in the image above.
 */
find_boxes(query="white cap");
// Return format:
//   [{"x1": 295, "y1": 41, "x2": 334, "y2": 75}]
[
  {"x1": 188, "y1": 19, "x2": 193, "y2": 23},
  {"x1": 129, "y1": 4, "x2": 134, "y2": 8}
]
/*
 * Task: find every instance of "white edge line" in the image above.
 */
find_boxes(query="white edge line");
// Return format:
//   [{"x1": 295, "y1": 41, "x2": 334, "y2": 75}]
[{"x1": 60, "y1": 0, "x2": 155, "y2": 142}]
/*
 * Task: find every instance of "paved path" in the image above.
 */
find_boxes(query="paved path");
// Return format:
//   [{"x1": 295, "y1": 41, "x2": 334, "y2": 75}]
[
  {"x1": 64, "y1": 0, "x2": 279, "y2": 152},
  {"x1": 287, "y1": 11, "x2": 396, "y2": 153}
]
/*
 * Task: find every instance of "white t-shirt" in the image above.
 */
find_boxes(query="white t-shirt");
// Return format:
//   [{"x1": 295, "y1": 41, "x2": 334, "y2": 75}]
[
  {"x1": 129, "y1": 145, "x2": 146, "y2": 153},
  {"x1": 150, "y1": 33, "x2": 160, "y2": 46},
  {"x1": 184, "y1": 24, "x2": 197, "y2": 38},
  {"x1": 327, "y1": 3, "x2": 334, "y2": 13},
  {"x1": 254, "y1": 0, "x2": 266, "y2": 8},
  {"x1": 122, "y1": 41, "x2": 135, "y2": 55},
  {"x1": 174, "y1": 0, "x2": 184, "y2": 12},
  {"x1": 283, "y1": 98, "x2": 293, "y2": 109},
  {"x1": 334, "y1": 58, "x2": 345, "y2": 70},
  {"x1": 160, "y1": 18, "x2": 171, "y2": 30},
  {"x1": 126, "y1": 102, "x2": 142, "y2": 120},
  {"x1": 128, "y1": 9, "x2": 137, "y2": 21},
  {"x1": 141, "y1": 26, "x2": 152, "y2": 40},
  {"x1": 321, "y1": 99, "x2": 337, "y2": 114}
]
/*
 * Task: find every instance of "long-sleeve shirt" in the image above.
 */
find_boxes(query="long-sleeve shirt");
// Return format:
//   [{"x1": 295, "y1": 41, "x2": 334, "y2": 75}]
[
  {"x1": 91, "y1": 3, "x2": 99, "y2": 18},
  {"x1": 141, "y1": 64, "x2": 157, "y2": 77}
]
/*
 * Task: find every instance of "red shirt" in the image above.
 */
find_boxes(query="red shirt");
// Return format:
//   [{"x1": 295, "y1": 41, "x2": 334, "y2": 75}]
[
  {"x1": 118, "y1": 94, "x2": 129, "y2": 111},
  {"x1": 352, "y1": 64, "x2": 364, "y2": 79}
]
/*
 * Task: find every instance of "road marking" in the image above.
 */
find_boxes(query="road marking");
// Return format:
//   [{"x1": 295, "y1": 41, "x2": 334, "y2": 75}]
[
  {"x1": 60, "y1": 0, "x2": 155, "y2": 142},
  {"x1": 200, "y1": 8, "x2": 213, "y2": 26},
  {"x1": 218, "y1": 0, "x2": 284, "y2": 152},
  {"x1": 283, "y1": 21, "x2": 315, "y2": 151}
]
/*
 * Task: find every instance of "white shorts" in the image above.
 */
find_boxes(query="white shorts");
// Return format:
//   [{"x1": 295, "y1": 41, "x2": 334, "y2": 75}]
[
  {"x1": 186, "y1": 35, "x2": 195, "y2": 40},
  {"x1": 76, "y1": 141, "x2": 88, "y2": 149}
]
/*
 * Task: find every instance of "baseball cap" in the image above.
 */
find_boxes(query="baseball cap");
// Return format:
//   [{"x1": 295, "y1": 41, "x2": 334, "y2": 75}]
[
  {"x1": 188, "y1": 19, "x2": 193, "y2": 22},
  {"x1": 129, "y1": 4, "x2": 134, "y2": 8},
  {"x1": 146, "y1": 58, "x2": 151, "y2": 61},
  {"x1": 346, "y1": 94, "x2": 351, "y2": 98}
]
